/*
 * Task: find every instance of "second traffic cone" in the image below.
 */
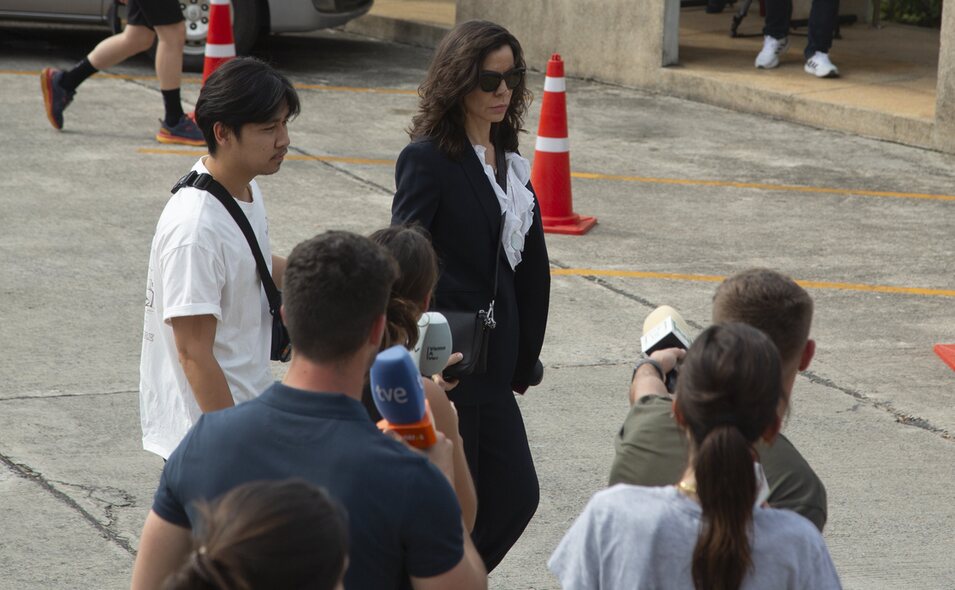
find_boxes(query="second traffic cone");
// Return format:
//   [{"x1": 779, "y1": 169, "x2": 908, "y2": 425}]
[
  {"x1": 531, "y1": 54, "x2": 596, "y2": 236},
  {"x1": 935, "y1": 344, "x2": 955, "y2": 371},
  {"x1": 202, "y1": 0, "x2": 236, "y2": 84}
]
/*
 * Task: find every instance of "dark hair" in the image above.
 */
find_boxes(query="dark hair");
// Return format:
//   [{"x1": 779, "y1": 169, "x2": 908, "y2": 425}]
[
  {"x1": 369, "y1": 225, "x2": 439, "y2": 351},
  {"x1": 675, "y1": 323, "x2": 783, "y2": 590},
  {"x1": 283, "y1": 231, "x2": 398, "y2": 362},
  {"x1": 195, "y1": 57, "x2": 301, "y2": 155},
  {"x1": 711, "y1": 269, "x2": 813, "y2": 367},
  {"x1": 162, "y1": 479, "x2": 348, "y2": 590},
  {"x1": 409, "y1": 20, "x2": 531, "y2": 159}
]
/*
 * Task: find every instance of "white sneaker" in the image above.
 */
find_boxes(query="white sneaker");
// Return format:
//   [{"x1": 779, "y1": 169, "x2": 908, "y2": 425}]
[
  {"x1": 755, "y1": 35, "x2": 790, "y2": 69},
  {"x1": 804, "y1": 51, "x2": 840, "y2": 78}
]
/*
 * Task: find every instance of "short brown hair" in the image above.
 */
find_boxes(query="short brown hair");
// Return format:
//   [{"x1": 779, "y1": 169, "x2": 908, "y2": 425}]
[
  {"x1": 283, "y1": 231, "x2": 398, "y2": 362},
  {"x1": 712, "y1": 269, "x2": 813, "y2": 365},
  {"x1": 409, "y1": 20, "x2": 531, "y2": 159}
]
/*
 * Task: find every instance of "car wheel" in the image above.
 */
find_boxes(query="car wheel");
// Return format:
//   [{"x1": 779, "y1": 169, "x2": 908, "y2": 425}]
[{"x1": 111, "y1": 0, "x2": 263, "y2": 73}]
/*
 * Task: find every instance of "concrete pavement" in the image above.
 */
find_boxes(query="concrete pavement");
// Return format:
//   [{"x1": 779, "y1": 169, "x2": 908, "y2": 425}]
[{"x1": 1, "y1": 20, "x2": 955, "y2": 589}]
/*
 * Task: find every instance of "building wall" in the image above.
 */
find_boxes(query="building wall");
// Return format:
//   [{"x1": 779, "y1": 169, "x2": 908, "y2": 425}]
[
  {"x1": 933, "y1": 0, "x2": 955, "y2": 152},
  {"x1": 456, "y1": 0, "x2": 669, "y2": 87},
  {"x1": 456, "y1": 0, "x2": 954, "y2": 154}
]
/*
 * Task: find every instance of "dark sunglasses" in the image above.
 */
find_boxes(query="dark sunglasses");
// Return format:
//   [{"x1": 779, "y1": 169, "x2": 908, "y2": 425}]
[{"x1": 477, "y1": 67, "x2": 525, "y2": 92}]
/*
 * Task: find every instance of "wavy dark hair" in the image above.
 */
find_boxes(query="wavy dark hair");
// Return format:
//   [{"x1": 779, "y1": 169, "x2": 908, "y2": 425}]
[
  {"x1": 369, "y1": 224, "x2": 439, "y2": 351},
  {"x1": 675, "y1": 323, "x2": 784, "y2": 590},
  {"x1": 409, "y1": 20, "x2": 531, "y2": 159},
  {"x1": 162, "y1": 479, "x2": 348, "y2": 590}
]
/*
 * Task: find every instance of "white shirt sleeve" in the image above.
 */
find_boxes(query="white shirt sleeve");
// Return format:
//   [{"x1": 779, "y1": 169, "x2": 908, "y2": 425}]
[{"x1": 159, "y1": 242, "x2": 225, "y2": 323}]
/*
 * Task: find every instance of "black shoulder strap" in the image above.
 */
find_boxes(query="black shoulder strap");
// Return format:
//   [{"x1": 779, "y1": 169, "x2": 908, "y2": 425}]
[
  {"x1": 172, "y1": 171, "x2": 281, "y2": 316},
  {"x1": 485, "y1": 146, "x2": 507, "y2": 323},
  {"x1": 494, "y1": 144, "x2": 507, "y2": 193}
]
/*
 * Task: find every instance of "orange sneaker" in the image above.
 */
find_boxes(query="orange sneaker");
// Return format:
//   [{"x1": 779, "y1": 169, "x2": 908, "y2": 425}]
[
  {"x1": 156, "y1": 115, "x2": 206, "y2": 147},
  {"x1": 40, "y1": 67, "x2": 75, "y2": 130}
]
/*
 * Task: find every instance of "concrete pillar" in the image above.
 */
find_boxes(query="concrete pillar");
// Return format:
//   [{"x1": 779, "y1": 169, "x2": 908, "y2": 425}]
[
  {"x1": 933, "y1": 0, "x2": 955, "y2": 152},
  {"x1": 663, "y1": 0, "x2": 680, "y2": 66},
  {"x1": 456, "y1": 0, "x2": 671, "y2": 88}
]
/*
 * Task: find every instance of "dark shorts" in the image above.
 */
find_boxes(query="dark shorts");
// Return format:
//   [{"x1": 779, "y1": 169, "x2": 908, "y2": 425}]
[{"x1": 126, "y1": 0, "x2": 184, "y2": 29}]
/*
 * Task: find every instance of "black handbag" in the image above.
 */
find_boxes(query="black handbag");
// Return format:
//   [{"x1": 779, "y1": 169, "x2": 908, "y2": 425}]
[
  {"x1": 438, "y1": 145, "x2": 508, "y2": 379},
  {"x1": 172, "y1": 170, "x2": 292, "y2": 362}
]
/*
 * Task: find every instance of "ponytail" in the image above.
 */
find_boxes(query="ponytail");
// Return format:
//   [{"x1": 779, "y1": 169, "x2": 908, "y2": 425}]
[
  {"x1": 369, "y1": 224, "x2": 439, "y2": 353},
  {"x1": 675, "y1": 323, "x2": 784, "y2": 590},
  {"x1": 162, "y1": 547, "x2": 247, "y2": 590},
  {"x1": 691, "y1": 424, "x2": 757, "y2": 590},
  {"x1": 384, "y1": 295, "x2": 422, "y2": 350},
  {"x1": 162, "y1": 480, "x2": 348, "y2": 590}
]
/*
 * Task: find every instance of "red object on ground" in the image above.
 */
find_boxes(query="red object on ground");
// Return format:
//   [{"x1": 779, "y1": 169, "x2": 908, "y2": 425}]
[
  {"x1": 934, "y1": 344, "x2": 955, "y2": 371},
  {"x1": 202, "y1": 0, "x2": 236, "y2": 84},
  {"x1": 530, "y1": 54, "x2": 597, "y2": 236}
]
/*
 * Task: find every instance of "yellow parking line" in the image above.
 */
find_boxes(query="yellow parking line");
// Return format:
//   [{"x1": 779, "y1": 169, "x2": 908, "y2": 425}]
[
  {"x1": 570, "y1": 172, "x2": 955, "y2": 203},
  {"x1": 293, "y1": 83, "x2": 417, "y2": 95},
  {"x1": 136, "y1": 147, "x2": 392, "y2": 165},
  {"x1": 137, "y1": 149, "x2": 955, "y2": 203},
  {"x1": 138, "y1": 148, "x2": 206, "y2": 157},
  {"x1": 1, "y1": 69, "x2": 418, "y2": 94},
  {"x1": 1, "y1": 69, "x2": 169, "y2": 81},
  {"x1": 135, "y1": 146, "x2": 954, "y2": 298},
  {"x1": 284, "y1": 154, "x2": 396, "y2": 165},
  {"x1": 552, "y1": 268, "x2": 955, "y2": 298}
]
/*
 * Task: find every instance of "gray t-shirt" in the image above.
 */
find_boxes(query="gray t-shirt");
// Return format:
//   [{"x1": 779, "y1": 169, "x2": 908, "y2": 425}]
[{"x1": 549, "y1": 485, "x2": 841, "y2": 590}]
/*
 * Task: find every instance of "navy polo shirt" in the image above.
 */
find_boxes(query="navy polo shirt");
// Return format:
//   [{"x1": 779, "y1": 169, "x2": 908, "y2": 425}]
[{"x1": 153, "y1": 382, "x2": 464, "y2": 589}]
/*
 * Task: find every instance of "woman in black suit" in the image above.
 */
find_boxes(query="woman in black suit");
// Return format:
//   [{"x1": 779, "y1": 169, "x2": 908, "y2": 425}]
[{"x1": 391, "y1": 20, "x2": 550, "y2": 572}]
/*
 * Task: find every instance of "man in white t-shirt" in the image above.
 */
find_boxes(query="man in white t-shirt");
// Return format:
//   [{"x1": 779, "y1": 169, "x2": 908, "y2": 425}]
[{"x1": 139, "y1": 57, "x2": 301, "y2": 459}]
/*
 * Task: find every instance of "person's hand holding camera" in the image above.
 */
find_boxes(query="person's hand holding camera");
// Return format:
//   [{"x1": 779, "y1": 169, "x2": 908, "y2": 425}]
[{"x1": 629, "y1": 347, "x2": 686, "y2": 405}]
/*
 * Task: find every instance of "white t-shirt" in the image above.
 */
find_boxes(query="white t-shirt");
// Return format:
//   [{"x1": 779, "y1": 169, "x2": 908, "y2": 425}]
[
  {"x1": 549, "y1": 485, "x2": 842, "y2": 590},
  {"x1": 139, "y1": 158, "x2": 274, "y2": 459}
]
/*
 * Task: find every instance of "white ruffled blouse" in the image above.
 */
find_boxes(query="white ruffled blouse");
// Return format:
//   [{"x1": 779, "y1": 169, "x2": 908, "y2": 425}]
[{"x1": 472, "y1": 144, "x2": 536, "y2": 270}]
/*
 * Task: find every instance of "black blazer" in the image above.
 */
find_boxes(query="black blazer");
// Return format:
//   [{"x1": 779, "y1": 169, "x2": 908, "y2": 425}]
[{"x1": 391, "y1": 138, "x2": 550, "y2": 405}]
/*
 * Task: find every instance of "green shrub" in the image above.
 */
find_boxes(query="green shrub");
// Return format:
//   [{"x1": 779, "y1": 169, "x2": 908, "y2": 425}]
[{"x1": 881, "y1": 0, "x2": 942, "y2": 27}]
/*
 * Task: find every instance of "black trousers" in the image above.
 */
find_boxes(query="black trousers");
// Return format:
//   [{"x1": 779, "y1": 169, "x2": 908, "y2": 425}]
[
  {"x1": 764, "y1": 0, "x2": 839, "y2": 58},
  {"x1": 456, "y1": 394, "x2": 539, "y2": 572}
]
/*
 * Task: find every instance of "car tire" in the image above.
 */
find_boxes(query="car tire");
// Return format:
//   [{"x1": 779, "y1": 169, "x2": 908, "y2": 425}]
[{"x1": 112, "y1": 0, "x2": 264, "y2": 73}]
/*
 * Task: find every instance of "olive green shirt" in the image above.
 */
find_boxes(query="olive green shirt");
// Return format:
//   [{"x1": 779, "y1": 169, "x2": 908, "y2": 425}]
[{"x1": 609, "y1": 395, "x2": 828, "y2": 531}]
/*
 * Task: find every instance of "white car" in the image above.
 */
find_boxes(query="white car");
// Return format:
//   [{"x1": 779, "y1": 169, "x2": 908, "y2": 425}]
[{"x1": 0, "y1": 0, "x2": 374, "y2": 70}]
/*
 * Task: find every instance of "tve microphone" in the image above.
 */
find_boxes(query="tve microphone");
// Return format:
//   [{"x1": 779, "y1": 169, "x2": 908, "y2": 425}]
[
  {"x1": 369, "y1": 345, "x2": 437, "y2": 449},
  {"x1": 640, "y1": 306, "x2": 693, "y2": 392},
  {"x1": 411, "y1": 312, "x2": 452, "y2": 377}
]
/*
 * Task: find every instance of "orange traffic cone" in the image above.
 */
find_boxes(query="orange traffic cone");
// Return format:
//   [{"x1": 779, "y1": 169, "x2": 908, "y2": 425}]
[
  {"x1": 202, "y1": 0, "x2": 236, "y2": 84},
  {"x1": 935, "y1": 344, "x2": 955, "y2": 371},
  {"x1": 531, "y1": 54, "x2": 596, "y2": 236}
]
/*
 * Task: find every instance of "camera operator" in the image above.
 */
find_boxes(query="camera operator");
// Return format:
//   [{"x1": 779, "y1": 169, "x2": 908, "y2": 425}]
[{"x1": 609, "y1": 269, "x2": 828, "y2": 531}]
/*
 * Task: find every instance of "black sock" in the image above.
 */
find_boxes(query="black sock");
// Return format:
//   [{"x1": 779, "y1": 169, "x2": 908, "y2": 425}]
[
  {"x1": 59, "y1": 58, "x2": 97, "y2": 93},
  {"x1": 162, "y1": 89, "x2": 185, "y2": 127}
]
